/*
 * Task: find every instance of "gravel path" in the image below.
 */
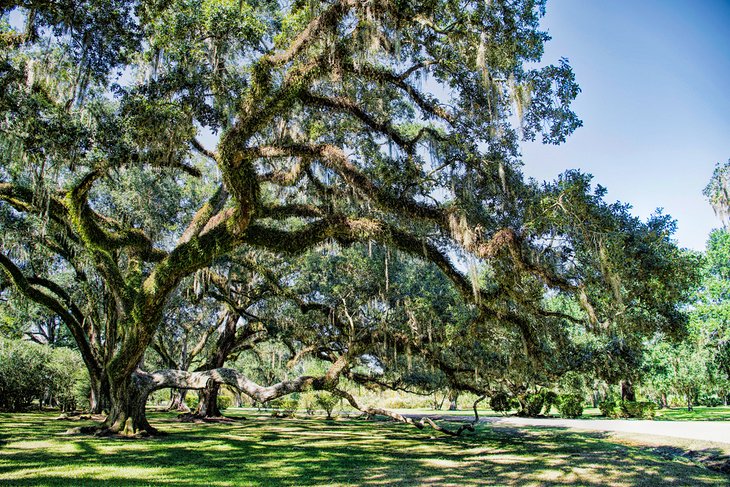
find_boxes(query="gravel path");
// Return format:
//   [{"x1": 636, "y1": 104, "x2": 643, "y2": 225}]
[{"x1": 480, "y1": 416, "x2": 730, "y2": 444}]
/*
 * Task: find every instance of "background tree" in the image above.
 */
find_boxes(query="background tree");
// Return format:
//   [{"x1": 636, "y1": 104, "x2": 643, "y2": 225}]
[{"x1": 704, "y1": 161, "x2": 730, "y2": 229}]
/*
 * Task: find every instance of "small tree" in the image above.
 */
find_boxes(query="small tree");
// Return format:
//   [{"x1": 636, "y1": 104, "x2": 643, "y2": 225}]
[{"x1": 315, "y1": 393, "x2": 339, "y2": 420}]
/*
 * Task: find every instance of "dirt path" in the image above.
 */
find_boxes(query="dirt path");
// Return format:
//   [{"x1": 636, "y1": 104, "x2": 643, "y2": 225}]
[{"x1": 477, "y1": 417, "x2": 730, "y2": 444}]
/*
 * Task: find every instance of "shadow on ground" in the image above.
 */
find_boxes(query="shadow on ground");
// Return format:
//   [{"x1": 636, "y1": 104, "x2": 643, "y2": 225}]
[{"x1": 0, "y1": 411, "x2": 728, "y2": 486}]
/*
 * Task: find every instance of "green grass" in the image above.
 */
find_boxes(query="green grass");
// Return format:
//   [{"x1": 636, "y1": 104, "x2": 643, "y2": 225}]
[
  {"x1": 0, "y1": 409, "x2": 728, "y2": 486},
  {"x1": 653, "y1": 406, "x2": 730, "y2": 421}
]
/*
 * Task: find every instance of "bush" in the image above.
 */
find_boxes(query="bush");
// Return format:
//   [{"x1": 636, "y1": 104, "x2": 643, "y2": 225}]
[
  {"x1": 542, "y1": 391, "x2": 558, "y2": 415},
  {"x1": 217, "y1": 394, "x2": 233, "y2": 410},
  {"x1": 46, "y1": 347, "x2": 89, "y2": 411},
  {"x1": 271, "y1": 396, "x2": 299, "y2": 417},
  {"x1": 620, "y1": 401, "x2": 656, "y2": 419},
  {"x1": 698, "y1": 395, "x2": 724, "y2": 407},
  {"x1": 522, "y1": 392, "x2": 545, "y2": 417},
  {"x1": 557, "y1": 394, "x2": 584, "y2": 418},
  {"x1": 490, "y1": 393, "x2": 512, "y2": 414},
  {"x1": 185, "y1": 393, "x2": 199, "y2": 410},
  {"x1": 300, "y1": 392, "x2": 317, "y2": 415},
  {"x1": 0, "y1": 339, "x2": 89, "y2": 412},
  {"x1": 315, "y1": 392, "x2": 339, "y2": 420},
  {"x1": 599, "y1": 398, "x2": 618, "y2": 418}
]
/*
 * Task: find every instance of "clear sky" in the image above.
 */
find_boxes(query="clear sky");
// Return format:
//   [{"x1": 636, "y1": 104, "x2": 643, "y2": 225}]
[{"x1": 520, "y1": 0, "x2": 730, "y2": 250}]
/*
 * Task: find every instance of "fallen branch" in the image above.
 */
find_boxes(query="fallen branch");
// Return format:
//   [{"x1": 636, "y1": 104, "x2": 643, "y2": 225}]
[{"x1": 333, "y1": 389, "x2": 477, "y2": 437}]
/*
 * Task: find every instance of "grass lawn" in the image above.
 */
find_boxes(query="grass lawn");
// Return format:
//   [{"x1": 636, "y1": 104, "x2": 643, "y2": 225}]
[{"x1": 1, "y1": 409, "x2": 728, "y2": 486}]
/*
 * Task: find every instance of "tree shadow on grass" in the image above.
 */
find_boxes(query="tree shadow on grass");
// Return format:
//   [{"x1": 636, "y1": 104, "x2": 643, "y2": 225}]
[{"x1": 0, "y1": 412, "x2": 728, "y2": 486}]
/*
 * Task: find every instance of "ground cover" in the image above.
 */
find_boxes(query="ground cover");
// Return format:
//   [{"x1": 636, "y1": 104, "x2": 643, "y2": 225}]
[{"x1": 0, "y1": 410, "x2": 728, "y2": 486}]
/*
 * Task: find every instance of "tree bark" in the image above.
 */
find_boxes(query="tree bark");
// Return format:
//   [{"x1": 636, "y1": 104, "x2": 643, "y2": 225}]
[
  {"x1": 89, "y1": 374, "x2": 111, "y2": 414},
  {"x1": 448, "y1": 389, "x2": 458, "y2": 411},
  {"x1": 100, "y1": 374, "x2": 156, "y2": 436},
  {"x1": 195, "y1": 382, "x2": 222, "y2": 417},
  {"x1": 167, "y1": 389, "x2": 190, "y2": 412}
]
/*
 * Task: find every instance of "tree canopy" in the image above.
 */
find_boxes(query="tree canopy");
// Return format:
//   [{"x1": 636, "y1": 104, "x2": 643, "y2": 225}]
[{"x1": 0, "y1": 0, "x2": 698, "y2": 435}]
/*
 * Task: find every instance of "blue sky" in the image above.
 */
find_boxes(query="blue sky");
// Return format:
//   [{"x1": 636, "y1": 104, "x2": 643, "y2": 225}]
[{"x1": 521, "y1": 0, "x2": 730, "y2": 250}]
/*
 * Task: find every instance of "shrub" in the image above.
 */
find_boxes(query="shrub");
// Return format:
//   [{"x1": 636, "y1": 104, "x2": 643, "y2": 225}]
[
  {"x1": 315, "y1": 392, "x2": 339, "y2": 420},
  {"x1": 271, "y1": 396, "x2": 299, "y2": 417},
  {"x1": 300, "y1": 392, "x2": 317, "y2": 415},
  {"x1": 698, "y1": 395, "x2": 724, "y2": 407},
  {"x1": 217, "y1": 394, "x2": 233, "y2": 410},
  {"x1": 599, "y1": 398, "x2": 618, "y2": 418},
  {"x1": 522, "y1": 392, "x2": 545, "y2": 417},
  {"x1": 542, "y1": 391, "x2": 558, "y2": 415},
  {"x1": 0, "y1": 339, "x2": 89, "y2": 412},
  {"x1": 558, "y1": 394, "x2": 584, "y2": 418},
  {"x1": 620, "y1": 401, "x2": 656, "y2": 419},
  {"x1": 490, "y1": 393, "x2": 512, "y2": 414},
  {"x1": 185, "y1": 393, "x2": 199, "y2": 410},
  {"x1": 0, "y1": 339, "x2": 51, "y2": 411}
]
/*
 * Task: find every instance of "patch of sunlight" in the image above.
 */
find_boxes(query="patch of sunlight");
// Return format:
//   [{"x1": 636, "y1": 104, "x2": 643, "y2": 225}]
[
  {"x1": 485, "y1": 454, "x2": 530, "y2": 465},
  {"x1": 4, "y1": 440, "x2": 60, "y2": 450},
  {"x1": 4, "y1": 466, "x2": 162, "y2": 481},
  {"x1": 532, "y1": 468, "x2": 575, "y2": 482},
  {"x1": 2, "y1": 422, "x2": 34, "y2": 428},
  {"x1": 204, "y1": 443, "x2": 237, "y2": 452},
  {"x1": 420, "y1": 458, "x2": 465, "y2": 468}
]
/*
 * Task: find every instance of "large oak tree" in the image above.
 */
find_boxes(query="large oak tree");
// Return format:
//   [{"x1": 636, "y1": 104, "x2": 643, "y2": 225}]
[{"x1": 0, "y1": 0, "x2": 695, "y2": 435}]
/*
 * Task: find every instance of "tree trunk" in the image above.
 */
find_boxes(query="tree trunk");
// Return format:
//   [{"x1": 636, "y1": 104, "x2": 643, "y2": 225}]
[
  {"x1": 167, "y1": 389, "x2": 190, "y2": 412},
  {"x1": 89, "y1": 374, "x2": 111, "y2": 414},
  {"x1": 232, "y1": 390, "x2": 243, "y2": 408},
  {"x1": 101, "y1": 374, "x2": 155, "y2": 436},
  {"x1": 660, "y1": 393, "x2": 668, "y2": 409},
  {"x1": 196, "y1": 381, "x2": 222, "y2": 417},
  {"x1": 448, "y1": 390, "x2": 458, "y2": 411},
  {"x1": 620, "y1": 380, "x2": 636, "y2": 402}
]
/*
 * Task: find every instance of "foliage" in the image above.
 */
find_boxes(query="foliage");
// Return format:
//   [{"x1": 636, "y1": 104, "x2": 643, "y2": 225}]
[
  {"x1": 0, "y1": 338, "x2": 88, "y2": 411},
  {"x1": 557, "y1": 394, "x2": 584, "y2": 418},
  {"x1": 216, "y1": 394, "x2": 233, "y2": 411},
  {"x1": 620, "y1": 401, "x2": 656, "y2": 420},
  {"x1": 0, "y1": 0, "x2": 702, "y2": 434},
  {"x1": 315, "y1": 392, "x2": 340, "y2": 420},
  {"x1": 704, "y1": 160, "x2": 730, "y2": 228},
  {"x1": 542, "y1": 391, "x2": 558, "y2": 415},
  {"x1": 184, "y1": 393, "x2": 199, "y2": 411},
  {"x1": 521, "y1": 392, "x2": 545, "y2": 417},
  {"x1": 489, "y1": 393, "x2": 513, "y2": 415},
  {"x1": 599, "y1": 397, "x2": 618, "y2": 418},
  {"x1": 271, "y1": 396, "x2": 299, "y2": 418}
]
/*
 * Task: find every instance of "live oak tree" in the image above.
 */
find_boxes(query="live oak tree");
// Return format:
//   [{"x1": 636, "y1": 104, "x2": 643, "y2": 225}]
[{"x1": 0, "y1": 0, "x2": 696, "y2": 435}]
